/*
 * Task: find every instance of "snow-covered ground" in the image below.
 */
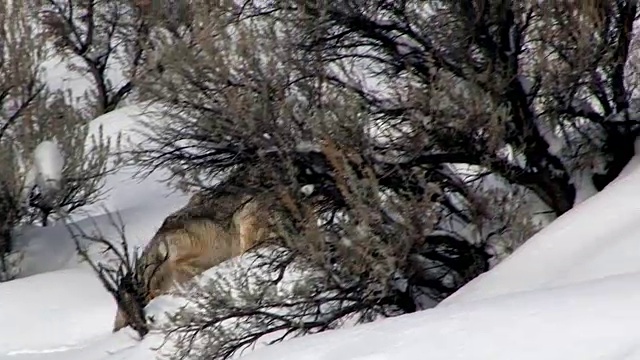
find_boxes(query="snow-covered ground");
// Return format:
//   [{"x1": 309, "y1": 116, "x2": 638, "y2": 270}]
[{"x1": 4, "y1": 106, "x2": 640, "y2": 360}]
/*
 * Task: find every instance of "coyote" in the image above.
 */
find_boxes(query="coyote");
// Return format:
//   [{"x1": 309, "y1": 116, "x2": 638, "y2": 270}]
[{"x1": 112, "y1": 190, "x2": 274, "y2": 332}]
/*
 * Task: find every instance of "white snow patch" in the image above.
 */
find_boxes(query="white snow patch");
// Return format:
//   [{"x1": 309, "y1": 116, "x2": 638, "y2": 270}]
[
  {"x1": 74, "y1": 104, "x2": 188, "y2": 219},
  {"x1": 20, "y1": 140, "x2": 65, "y2": 207},
  {"x1": 6, "y1": 346, "x2": 83, "y2": 356},
  {"x1": 535, "y1": 120, "x2": 563, "y2": 156},
  {"x1": 300, "y1": 184, "x2": 314, "y2": 196},
  {"x1": 0, "y1": 269, "x2": 114, "y2": 355}
]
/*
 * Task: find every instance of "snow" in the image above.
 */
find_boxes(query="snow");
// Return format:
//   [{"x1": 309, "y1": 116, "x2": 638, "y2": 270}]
[
  {"x1": 7, "y1": 108, "x2": 640, "y2": 360},
  {"x1": 77, "y1": 104, "x2": 187, "y2": 218},
  {"x1": 0, "y1": 268, "x2": 114, "y2": 355},
  {"x1": 32, "y1": 140, "x2": 64, "y2": 197},
  {"x1": 571, "y1": 168, "x2": 598, "y2": 206},
  {"x1": 41, "y1": 56, "x2": 94, "y2": 100},
  {"x1": 19, "y1": 140, "x2": 65, "y2": 208},
  {"x1": 442, "y1": 149, "x2": 640, "y2": 305},
  {"x1": 239, "y1": 274, "x2": 640, "y2": 360},
  {"x1": 535, "y1": 119, "x2": 564, "y2": 157},
  {"x1": 300, "y1": 184, "x2": 314, "y2": 196},
  {"x1": 13, "y1": 193, "x2": 184, "y2": 278}
]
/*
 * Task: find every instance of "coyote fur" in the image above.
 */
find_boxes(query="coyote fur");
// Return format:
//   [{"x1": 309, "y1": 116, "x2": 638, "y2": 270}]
[{"x1": 112, "y1": 190, "x2": 274, "y2": 332}]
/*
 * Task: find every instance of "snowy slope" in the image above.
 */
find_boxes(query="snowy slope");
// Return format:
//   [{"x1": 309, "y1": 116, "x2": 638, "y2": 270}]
[
  {"x1": 441, "y1": 152, "x2": 640, "y2": 306},
  {"x1": 78, "y1": 104, "x2": 188, "y2": 217},
  {"x1": 238, "y1": 273, "x2": 640, "y2": 360},
  {"x1": 5, "y1": 107, "x2": 640, "y2": 360}
]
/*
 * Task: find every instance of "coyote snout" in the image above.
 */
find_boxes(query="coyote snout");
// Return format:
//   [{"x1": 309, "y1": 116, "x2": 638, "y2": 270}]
[{"x1": 112, "y1": 191, "x2": 272, "y2": 333}]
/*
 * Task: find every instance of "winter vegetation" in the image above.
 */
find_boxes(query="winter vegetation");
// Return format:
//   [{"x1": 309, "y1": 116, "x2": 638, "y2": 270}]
[
  {"x1": 0, "y1": 0, "x2": 116, "y2": 281},
  {"x1": 4, "y1": 0, "x2": 640, "y2": 360}
]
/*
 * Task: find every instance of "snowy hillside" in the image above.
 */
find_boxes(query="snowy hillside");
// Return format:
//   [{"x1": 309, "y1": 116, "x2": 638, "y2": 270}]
[{"x1": 4, "y1": 107, "x2": 640, "y2": 360}]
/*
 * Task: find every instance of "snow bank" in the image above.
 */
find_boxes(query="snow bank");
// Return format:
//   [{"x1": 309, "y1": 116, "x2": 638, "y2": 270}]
[
  {"x1": 79, "y1": 104, "x2": 187, "y2": 218},
  {"x1": 237, "y1": 271, "x2": 640, "y2": 360},
  {"x1": 441, "y1": 152, "x2": 640, "y2": 306},
  {"x1": 0, "y1": 268, "x2": 114, "y2": 356},
  {"x1": 13, "y1": 195, "x2": 183, "y2": 277}
]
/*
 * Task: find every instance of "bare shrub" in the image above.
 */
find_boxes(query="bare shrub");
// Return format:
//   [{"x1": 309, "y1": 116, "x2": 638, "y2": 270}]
[
  {"x1": 160, "y1": 165, "x2": 440, "y2": 360},
  {"x1": 119, "y1": 0, "x2": 638, "y2": 358},
  {"x1": 38, "y1": 0, "x2": 154, "y2": 116},
  {"x1": 66, "y1": 210, "x2": 155, "y2": 338},
  {"x1": 14, "y1": 91, "x2": 118, "y2": 226},
  {"x1": 0, "y1": 1, "x2": 114, "y2": 280},
  {"x1": 131, "y1": 17, "x2": 490, "y2": 355},
  {"x1": 156, "y1": 139, "x2": 495, "y2": 360}
]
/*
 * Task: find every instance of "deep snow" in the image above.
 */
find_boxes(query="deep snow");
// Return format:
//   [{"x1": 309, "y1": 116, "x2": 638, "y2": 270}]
[{"x1": 4, "y1": 106, "x2": 640, "y2": 360}]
